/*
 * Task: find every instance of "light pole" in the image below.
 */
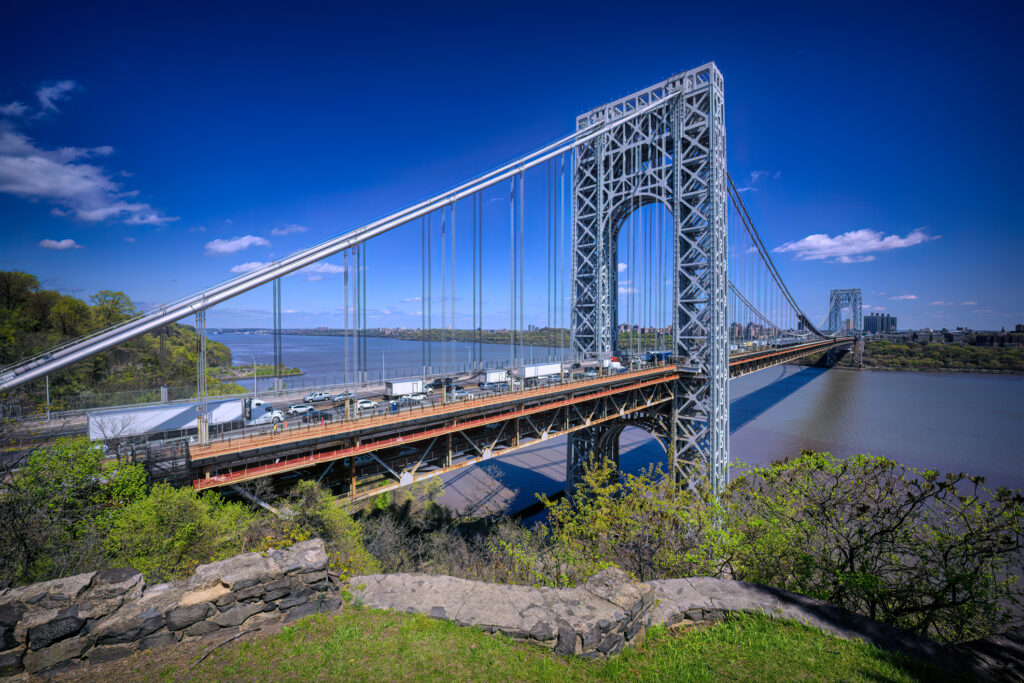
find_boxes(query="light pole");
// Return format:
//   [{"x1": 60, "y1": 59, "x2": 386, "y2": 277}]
[{"x1": 252, "y1": 355, "x2": 257, "y2": 397}]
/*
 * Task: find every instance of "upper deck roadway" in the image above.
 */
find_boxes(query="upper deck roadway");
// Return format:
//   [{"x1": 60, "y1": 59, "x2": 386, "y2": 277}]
[{"x1": 190, "y1": 337, "x2": 851, "y2": 496}]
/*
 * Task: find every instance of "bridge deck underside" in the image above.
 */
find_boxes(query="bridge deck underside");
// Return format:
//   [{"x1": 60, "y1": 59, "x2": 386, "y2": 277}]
[{"x1": 189, "y1": 339, "x2": 850, "y2": 499}]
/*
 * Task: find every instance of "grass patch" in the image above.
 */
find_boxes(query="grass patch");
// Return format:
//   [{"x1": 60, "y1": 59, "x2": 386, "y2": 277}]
[{"x1": 153, "y1": 609, "x2": 958, "y2": 682}]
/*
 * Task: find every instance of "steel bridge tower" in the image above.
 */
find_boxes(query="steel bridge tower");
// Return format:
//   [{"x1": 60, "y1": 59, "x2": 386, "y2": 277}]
[
  {"x1": 569, "y1": 63, "x2": 729, "y2": 495},
  {"x1": 826, "y1": 288, "x2": 863, "y2": 334}
]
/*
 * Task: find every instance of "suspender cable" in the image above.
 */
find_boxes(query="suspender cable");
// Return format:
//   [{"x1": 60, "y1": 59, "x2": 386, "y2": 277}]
[
  {"x1": 519, "y1": 171, "x2": 525, "y2": 364},
  {"x1": 421, "y1": 217, "x2": 426, "y2": 373},
  {"x1": 449, "y1": 202, "x2": 456, "y2": 372},
  {"x1": 509, "y1": 176, "x2": 515, "y2": 372},
  {"x1": 441, "y1": 204, "x2": 447, "y2": 372}
]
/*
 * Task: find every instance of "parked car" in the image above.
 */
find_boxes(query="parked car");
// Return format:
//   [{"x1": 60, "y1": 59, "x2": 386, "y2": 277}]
[
  {"x1": 357, "y1": 399, "x2": 378, "y2": 411},
  {"x1": 288, "y1": 404, "x2": 314, "y2": 415},
  {"x1": 406, "y1": 393, "x2": 428, "y2": 402},
  {"x1": 303, "y1": 391, "x2": 331, "y2": 403},
  {"x1": 451, "y1": 388, "x2": 473, "y2": 401},
  {"x1": 427, "y1": 377, "x2": 454, "y2": 390},
  {"x1": 332, "y1": 391, "x2": 354, "y2": 401}
]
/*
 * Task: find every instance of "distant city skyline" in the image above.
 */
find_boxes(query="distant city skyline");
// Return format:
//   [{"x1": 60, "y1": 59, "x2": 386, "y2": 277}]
[{"x1": 0, "y1": 1, "x2": 1019, "y2": 331}]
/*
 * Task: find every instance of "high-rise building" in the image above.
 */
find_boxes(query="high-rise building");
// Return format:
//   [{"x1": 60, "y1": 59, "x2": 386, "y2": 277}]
[{"x1": 864, "y1": 312, "x2": 898, "y2": 334}]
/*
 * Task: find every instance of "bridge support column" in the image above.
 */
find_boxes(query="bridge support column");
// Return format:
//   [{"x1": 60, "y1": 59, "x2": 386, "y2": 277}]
[{"x1": 569, "y1": 63, "x2": 730, "y2": 496}]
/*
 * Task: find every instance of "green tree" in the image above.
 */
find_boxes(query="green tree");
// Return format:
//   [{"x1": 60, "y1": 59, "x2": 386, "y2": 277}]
[{"x1": 90, "y1": 290, "x2": 138, "y2": 328}]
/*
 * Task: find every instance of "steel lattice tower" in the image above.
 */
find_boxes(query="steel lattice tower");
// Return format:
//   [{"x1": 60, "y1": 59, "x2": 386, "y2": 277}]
[
  {"x1": 826, "y1": 288, "x2": 863, "y2": 334},
  {"x1": 569, "y1": 63, "x2": 729, "y2": 495}
]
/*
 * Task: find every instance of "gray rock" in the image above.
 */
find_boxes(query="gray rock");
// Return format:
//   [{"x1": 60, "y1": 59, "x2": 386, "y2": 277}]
[
  {"x1": 268, "y1": 540, "x2": 328, "y2": 575},
  {"x1": 530, "y1": 621, "x2": 555, "y2": 642},
  {"x1": 429, "y1": 606, "x2": 447, "y2": 619},
  {"x1": 23, "y1": 635, "x2": 88, "y2": 674},
  {"x1": 1, "y1": 572, "x2": 95, "y2": 609},
  {"x1": 282, "y1": 603, "x2": 318, "y2": 624},
  {"x1": 27, "y1": 609, "x2": 85, "y2": 650},
  {"x1": 554, "y1": 622, "x2": 577, "y2": 656},
  {"x1": 139, "y1": 630, "x2": 178, "y2": 650},
  {"x1": 211, "y1": 602, "x2": 263, "y2": 628},
  {"x1": 278, "y1": 589, "x2": 312, "y2": 610},
  {"x1": 86, "y1": 569, "x2": 143, "y2": 601},
  {"x1": 0, "y1": 604, "x2": 23, "y2": 628},
  {"x1": 184, "y1": 620, "x2": 221, "y2": 637},
  {"x1": 166, "y1": 602, "x2": 215, "y2": 631},
  {"x1": 0, "y1": 647, "x2": 25, "y2": 676},
  {"x1": 597, "y1": 633, "x2": 624, "y2": 656},
  {"x1": 87, "y1": 642, "x2": 137, "y2": 664},
  {"x1": 263, "y1": 586, "x2": 291, "y2": 602}
]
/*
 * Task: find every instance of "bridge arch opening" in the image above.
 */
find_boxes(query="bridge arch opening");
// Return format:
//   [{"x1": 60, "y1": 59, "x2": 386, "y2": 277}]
[{"x1": 611, "y1": 200, "x2": 674, "y2": 358}]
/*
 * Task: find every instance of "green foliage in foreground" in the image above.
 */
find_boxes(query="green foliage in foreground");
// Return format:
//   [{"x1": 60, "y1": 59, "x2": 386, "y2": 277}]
[
  {"x1": 157, "y1": 610, "x2": 946, "y2": 683},
  {"x1": 864, "y1": 340, "x2": 1024, "y2": 372},
  {"x1": 541, "y1": 452, "x2": 1024, "y2": 643}
]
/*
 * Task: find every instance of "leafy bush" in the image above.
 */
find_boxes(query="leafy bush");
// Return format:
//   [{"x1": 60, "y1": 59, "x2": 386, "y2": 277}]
[
  {"x1": 543, "y1": 457, "x2": 729, "y2": 583},
  {"x1": 0, "y1": 437, "x2": 146, "y2": 583},
  {"x1": 104, "y1": 483, "x2": 255, "y2": 582},
  {"x1": 725, "y1": 451, "x2": 1024, "y2": 642},
  {"x1": 283, "y1": 481, "x2": 379, "y2": 580}
]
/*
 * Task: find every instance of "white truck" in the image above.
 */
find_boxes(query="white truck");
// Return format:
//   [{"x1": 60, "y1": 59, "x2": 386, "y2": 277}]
[
  {"x1": 385, "y1": 379, "x2": 427, "y2": 398},
  {"x1": 482, "y1": 370, "x2": 508, "y2": 384},
  {"x1": 522, "y1": 363, "x2": 562, "y2": 379},
  {"x1": 244, "y1": 398, "x2": 284, "y2": 425}
]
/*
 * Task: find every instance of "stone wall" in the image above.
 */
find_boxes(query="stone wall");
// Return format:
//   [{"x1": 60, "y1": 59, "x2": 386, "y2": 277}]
[
  {"x1": 352, "y1": 571, "x2": 1021, "y2": 678},
  {"x1": 0, "y1": 540, "x2": 339, "y2": 678},
  {"x1": 351, "y1": 567, "x2": 653, "y2": 658}
]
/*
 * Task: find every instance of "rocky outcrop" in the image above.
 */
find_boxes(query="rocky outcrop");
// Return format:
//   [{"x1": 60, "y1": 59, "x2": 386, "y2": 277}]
[
  {"x1": 350, "y1": 567, "x2": 654, "y2": 659},
  {"x1": 0, "y1": 540, "x2": 339, "y2": 678}
]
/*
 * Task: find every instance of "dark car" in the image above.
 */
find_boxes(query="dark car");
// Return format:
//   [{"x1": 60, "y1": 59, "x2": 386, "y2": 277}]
[{"x1": 427, "y1": 377, "x2": 454, "y2": 390}]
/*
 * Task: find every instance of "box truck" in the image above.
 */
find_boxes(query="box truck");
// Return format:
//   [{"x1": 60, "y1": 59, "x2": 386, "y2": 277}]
[
  {"x1": 385, "y1": 379, "x2": 427, "y2": 398},
  {"x1": 522, "y1": 363, "x2": 562, "y2": 379}
]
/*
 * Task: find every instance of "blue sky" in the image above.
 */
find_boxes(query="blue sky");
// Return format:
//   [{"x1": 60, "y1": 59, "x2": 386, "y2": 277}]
[{"x1": 1, "y1": 0, "x2": 1020, "y2": 332}]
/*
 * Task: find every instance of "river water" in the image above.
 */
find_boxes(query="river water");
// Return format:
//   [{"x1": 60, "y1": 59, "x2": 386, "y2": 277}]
[
  {"x1": 212, "y1": 334, "x2": 1024, "y2": 497},
  {"x1": 210, "y1": 332, "x2": 568, "y2": 391}
]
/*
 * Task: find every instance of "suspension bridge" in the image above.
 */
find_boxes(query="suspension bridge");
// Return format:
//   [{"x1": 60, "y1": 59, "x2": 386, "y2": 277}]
[{"x1": 1, "y1": 62, "x2": 862, "y2": 501}]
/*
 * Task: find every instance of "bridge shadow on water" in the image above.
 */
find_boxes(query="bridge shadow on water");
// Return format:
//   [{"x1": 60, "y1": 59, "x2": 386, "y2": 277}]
[{"x1": 730, "y1": 366, "x2": 827, "y2": 434}]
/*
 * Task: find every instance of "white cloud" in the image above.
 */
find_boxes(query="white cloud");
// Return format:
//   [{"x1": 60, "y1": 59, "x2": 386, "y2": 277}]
[
  {"x1": 617, "y1": 262, "x2": 628, "y2": 272},
  {"x1": 0, "y1": 101, "x2": 176, "y2": 226},
  {"x1": 36, "y1": 81, "x2": 77, "y2": 111},
  {"x1": 39, "y1": 238, "x2": 82, "y2": 250},
  {"x1": 930, "y1": 300, "x2": 954, "y2": 306},
  {"x1": 402, "y1": 296, "x2": 422, "y2": 303},
  {"x1": 736, "y1": 170, "x2": 778, "y2": 193},
  {"x1": 303, "y1": 262, "x2": 346, "y2": 274},
  {"x1": 871, "y1": 306, "x2": 886, "y2": 311},
  {"x1": 206, "y1": 235, "x2": 270, "y2": 254},
  {"x1": 305, "y1": 274, "x2": 323, "y2": 281},
  {"x1": 959, "y1": 301, "x2": 977, "y2": 306},
  {"x1": 773, "y1": 228, "x2": 937, "y2": 263},
  {"x1": 0, "y1": 102, "x2": 28, "y2": 117},
  {"x1": 124, "y1": 236, "x2": 135, "y2": 242},
  {"x1": 271, "y1": 224, "x2": 308, "y2": 236},
  {"x1": 889, "y1": 294, "x2": 917, "y2": 301},
  {"x1": 229, "y1": 261, "x2": 268, "y2": 273}
]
